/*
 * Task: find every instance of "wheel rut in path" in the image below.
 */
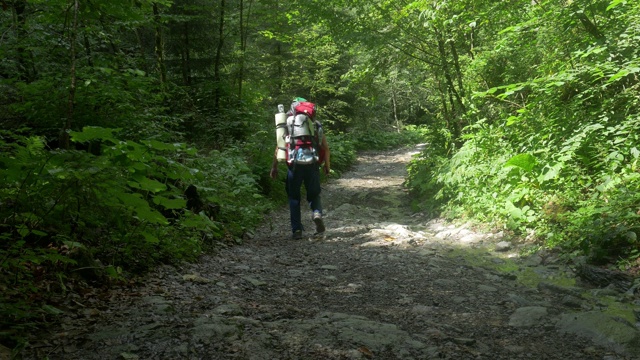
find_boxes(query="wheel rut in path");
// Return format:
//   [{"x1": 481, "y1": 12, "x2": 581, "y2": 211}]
[{"x1": 21, "y1": 146, "x2": 639, "y2": 360}]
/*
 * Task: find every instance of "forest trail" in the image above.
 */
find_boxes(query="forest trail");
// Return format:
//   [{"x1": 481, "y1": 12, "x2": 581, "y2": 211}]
[{"x1": 21, "y1": 146, "x2": 640, "y2": 360}]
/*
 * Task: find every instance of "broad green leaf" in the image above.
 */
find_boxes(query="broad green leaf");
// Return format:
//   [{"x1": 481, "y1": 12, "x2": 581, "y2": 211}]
[
  {"x1": 181, "y1": 213, "x2": 220, "y2": 231},
  {"x1": 62, "y1": 240, "x2": 84, "y2": 248},
  {"x1": 505, "y1": 201, "x2": 523, "y2": 219},
  {"x1": 17, "y1": 224, "x2": 29, "y2": 238},
  {"x1": 143, "y1": 139, "x2": 178, "y2": 151},
  {"x1": 129, "y1": 175, "x2": 167, "y2": 193},
  {"x1": 115, "y1": 192, "x2": 146, "y2": 207},
  {"x1": 606, "y1": 0, "x2": 626, "y2": 11},
  {"x1": 538, "y1": 163, "x2": 562, "y2": 184},
  {"x1": 608, "y1": 69, "x2": 630, "y2": 83},
  {"x1": 105, "y1": 266, "x2": 119, "y2": 278},
  {"x1": 504, "y1": 154, "x2": 536, "y2": 172},
  {"x1": 122, "y1": 141, "x2": 148, "y2": 161},
  {"x1": 115, "y1": 192, "x2": 168, "y2": 224},
  {"x1": 134, "y1": 206, "x2": 168, "y2": 225},
  {"x1": 141, "y1": 231, "x2": 160, "y2": 244},
  {"x1": 70, "y1": 127, "x2": 119, "y2": 143},
  {"x1": 48, "y1": 168, "x2": 65, "y2": 176},
  {"x1": 128, "y1": 163, "x2": 148, "y2": 172},
  {"x1": 153, "y1": 195, "x2": 187, "y2": 209},
  {"x1": 506, "y1": 116, "x2": 520, "y2": 126},
  {"x1": 607, "y1": 151, "x2": 624, "y2": 161}
]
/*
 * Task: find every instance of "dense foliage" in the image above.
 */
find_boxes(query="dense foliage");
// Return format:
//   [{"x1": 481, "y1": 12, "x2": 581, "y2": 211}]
[{"x1": 403, "y1": 0, "x2": 640, "y2": 266}]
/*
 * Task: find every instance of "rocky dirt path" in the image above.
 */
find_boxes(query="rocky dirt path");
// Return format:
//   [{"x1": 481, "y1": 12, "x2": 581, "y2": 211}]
[{"x1": 21, "y1": 146, "x2": 640, "y2": 359}]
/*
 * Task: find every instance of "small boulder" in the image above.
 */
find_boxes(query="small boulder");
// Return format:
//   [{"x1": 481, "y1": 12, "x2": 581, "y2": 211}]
[{"x1": 495, "y1": 241, "x2": 512, "y2": 252}]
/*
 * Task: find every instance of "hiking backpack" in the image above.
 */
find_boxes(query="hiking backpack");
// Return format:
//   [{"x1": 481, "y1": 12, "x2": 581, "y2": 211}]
[{"x1": 285, "y1": 101, "x2": 323, "y2": 166}]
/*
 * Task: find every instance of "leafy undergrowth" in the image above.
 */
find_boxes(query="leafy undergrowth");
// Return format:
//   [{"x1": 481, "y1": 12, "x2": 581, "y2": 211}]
[
  {"x1": 407, "y1": 2, "x2": 640, "y2": 271},
  {"x1": 0, "y1": 128, "x2": 266, "y2": 349},
  {"x1": 0, "y1": 126, "x2": 426, "y2": 351}
]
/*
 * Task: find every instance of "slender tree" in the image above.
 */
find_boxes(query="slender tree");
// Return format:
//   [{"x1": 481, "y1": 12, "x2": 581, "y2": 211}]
[
  {"x1": 153, "y1": 2, "x2": 167, "y2": 86},
  {"x1": 61, "y1": 0, "x2": 80, "y2": 150},
  {"x1": 213, "y1": 0, "x2": 225, "y2": 111}
]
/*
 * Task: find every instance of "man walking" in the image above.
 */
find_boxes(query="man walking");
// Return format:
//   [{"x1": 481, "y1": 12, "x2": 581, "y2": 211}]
[{"x1": 270, "y1": 98, "x2": 331, "y2": 239}]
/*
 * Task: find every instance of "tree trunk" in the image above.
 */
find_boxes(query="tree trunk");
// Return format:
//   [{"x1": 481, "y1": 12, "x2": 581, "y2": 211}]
[
  {"x1": 449, "y1": 40, "x2": 465, "y2": 98},
  {"x1": 61, "y1": 0, "x2": 79, "y2": 150},
  {"x1": 391, "y1": 89, "x2": 401, "y2": 133},
  {"x1": 135, "y1": 28, "x2": 149, "y2": 74},
  {"x1": 435, "y1": 29, "x2": 465, "y2": 114},
  {"x1": 575, "y1": 12, "x2": 605, "y2": 41},
  {"x1": 276, "y1": 42, "x2": 282, "y2": 83},
  {"x1": 214, "y1": 0, "x2": 225, "y2": 111},
  {"x1": 237, "y1": 0, "x2": 254, "y2": 102},
  {"x1": 435, "y1": 71, "x2": 449, "y2": 120},
  {"x1": 153, "y1": 2, "x2": 167, "y2": 86},
  {"x1": 181, "y1": 22, "x2": 191, "y2": 86},
  {"x1": 468, "y1": 26, "x2": 476, "y2": 60},
  {"x1": 83, "y1": 32, "x2": 94, "y2": 67},
  {"x1": 238, "y1": 0, "x2": 245, "y2": 101},
  {"x1": 13, "y1": 0, "x2": 36, "y2": 82}
]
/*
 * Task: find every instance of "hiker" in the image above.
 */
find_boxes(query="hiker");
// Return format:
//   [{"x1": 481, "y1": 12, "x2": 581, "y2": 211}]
[{"x1": 270, "y1": 97, "x2": 331, "y2": 239}]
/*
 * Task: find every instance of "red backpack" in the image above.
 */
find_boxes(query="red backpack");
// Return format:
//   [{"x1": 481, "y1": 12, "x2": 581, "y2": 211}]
[{"x1": 293, "y1": 101, "x2": 316, "y2": 118}]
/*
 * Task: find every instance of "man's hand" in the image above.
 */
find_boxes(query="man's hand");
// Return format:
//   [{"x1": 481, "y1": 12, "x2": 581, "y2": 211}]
[
  {"x1": 270, "y1": 166, "x2": 278, "y2": 179},
  {"x1": 323, "y1": 165, "x2": 330, "y2": 175}
]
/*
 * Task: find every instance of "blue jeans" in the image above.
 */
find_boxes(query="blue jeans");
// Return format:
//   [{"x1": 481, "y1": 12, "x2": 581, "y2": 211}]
[{"x1": 286, "y1": 164, "x2": 322, "y2": 233}]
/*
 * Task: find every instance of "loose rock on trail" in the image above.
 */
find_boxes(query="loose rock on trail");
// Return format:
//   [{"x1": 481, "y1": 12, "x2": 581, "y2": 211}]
[{"x1": 21, "y1": 146, "x2": 640, "y2": 360}]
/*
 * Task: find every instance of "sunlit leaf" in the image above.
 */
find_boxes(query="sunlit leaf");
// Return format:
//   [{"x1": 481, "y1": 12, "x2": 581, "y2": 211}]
[
  {"x1": 606, "y1": 0, "x2": 626, "y2": 11},
  {"x1": 504, "y1": 154, "x2": 536, "y2": 172}
]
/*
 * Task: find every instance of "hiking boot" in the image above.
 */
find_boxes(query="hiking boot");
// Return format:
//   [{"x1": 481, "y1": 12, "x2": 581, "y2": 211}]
[
  {"x1": 291, "y1": 230, "x2": 303, "y2": 240},
  {"x1": 313, "y1": 211, "x2": 325, "y2": 234}
]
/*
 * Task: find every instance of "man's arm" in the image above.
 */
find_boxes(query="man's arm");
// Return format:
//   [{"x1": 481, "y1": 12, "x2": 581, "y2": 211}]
[
  {"x1": 320, "y1": 135, "x2": 330, "y2": 175},
  {"x1": 270, "y1": 146, "x2": 279, "y2": 179}
]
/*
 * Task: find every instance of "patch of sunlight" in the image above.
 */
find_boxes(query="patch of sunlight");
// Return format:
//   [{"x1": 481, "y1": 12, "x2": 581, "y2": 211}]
[
  {"x1": 359, "y1": 223, "x2": 415, "y2": 247},
  {"x1": 595, "y1": 296, "x2": 637, "y2": 324},
  {"x1": 444, "y1": 247, "x2": 576, "y2": 289},
  {"x1": 604, "y1": 305, "x2": 637, "y2": 324}
]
